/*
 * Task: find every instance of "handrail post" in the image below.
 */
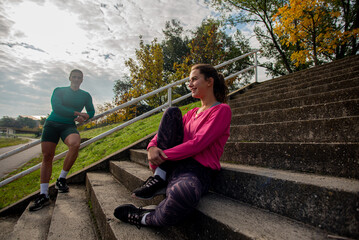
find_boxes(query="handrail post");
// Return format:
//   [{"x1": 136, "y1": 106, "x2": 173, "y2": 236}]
[
  {"x1": 254, "y1": 52, "x2": 258, "y2": 83},
  {"x1": 168, "y1": 87, "x2": 172, "y2": 107}
]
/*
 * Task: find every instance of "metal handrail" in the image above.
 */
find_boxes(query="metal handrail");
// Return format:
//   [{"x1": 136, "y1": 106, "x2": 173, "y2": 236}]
[{"x1": 0, "y1": 49, "x2": 260, "y2": 187}]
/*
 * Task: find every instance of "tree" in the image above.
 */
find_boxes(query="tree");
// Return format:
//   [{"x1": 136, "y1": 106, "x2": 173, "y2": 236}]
[
  {"x1": 273, "y1": 0, "x2": 359, "y2": 66},
  {"x1": 331, "y1": 0, "x2": 359, "y2": 58},
  {"x1": 161, "y1": 20, "x2": 191, "y2": 73},
  {"x1": 124, "y1": 37, "x2": 166, "y2": 114},
  {"x1": 0, "y1": 116, "x2": 16, "y2": 128},
  {"x1": 206, "y1": 0, "x2": 298, "y2": 76},
  {"x1": 173, "y1": 19, "x2": 253, "y2": 91}
]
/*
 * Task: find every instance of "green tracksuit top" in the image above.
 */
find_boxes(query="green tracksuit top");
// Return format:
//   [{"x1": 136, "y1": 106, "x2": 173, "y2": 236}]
[{"x1": 47, "y1": 86, "x2": 95, "y2": 125}]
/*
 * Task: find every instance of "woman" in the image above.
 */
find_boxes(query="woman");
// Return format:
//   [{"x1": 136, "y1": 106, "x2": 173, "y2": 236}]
[{"x1": 114, "y1": 64, "x2": 232, "y2": 228}]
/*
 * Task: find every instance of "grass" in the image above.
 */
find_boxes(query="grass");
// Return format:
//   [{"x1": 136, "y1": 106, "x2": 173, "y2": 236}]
[
  {"x1": 0, "y1": 102, "x2": 200, "y2": 209},
  {"x1": 0, "y1": 138, "x2": 31, "y2": 148}
]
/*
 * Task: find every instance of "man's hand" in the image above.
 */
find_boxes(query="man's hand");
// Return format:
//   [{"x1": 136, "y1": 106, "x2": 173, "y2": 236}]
[
  {"x1": 147, "y1": 146, "x2": 167, "y2": 166},
  {"x1": 75, "y1": 115, "x2": 86, "y2": 123},
  {"x1": 74, "y1": 112, "x2": 90, "y2": 122}
]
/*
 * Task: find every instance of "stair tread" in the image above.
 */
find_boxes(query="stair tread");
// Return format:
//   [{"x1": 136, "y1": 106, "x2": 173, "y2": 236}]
[
  {"x1": 124, "y1": 153, "x2": 359, "y2": 193},
  {"x1": 200, "y1": 193, "x2": 328, "y2": 240},
  {"x1": 9, "y1": 197, "x2": 55, "y2": 240},
  {"x1": 86, "y1": 171, "x2": 169, "y2": 240},
  {"x1": 47, "y1": 185, "x2": 97, "y2": 240},
  {"x1": 220, "y1": 162, "x2": 359, "y2": 193},
  {"x1": 232, "y1": 98, "x2": 359, "y2": 117},
  {"x1": 110, "y1": 160, "x2": 329, "y2": 240},
  {"x1": 230, "y1": 115, "x2": 359, "y2": 126}
]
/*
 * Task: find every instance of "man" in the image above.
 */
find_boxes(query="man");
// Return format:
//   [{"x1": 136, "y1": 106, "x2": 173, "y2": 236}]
[{"x1": 29, "y1": 69, "x2": 95, "y2": 211}]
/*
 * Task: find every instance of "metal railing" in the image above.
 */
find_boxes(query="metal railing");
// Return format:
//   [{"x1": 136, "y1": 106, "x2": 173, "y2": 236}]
[{"x1": 0, "y1": 49, "x2": 260, "y2": 188}]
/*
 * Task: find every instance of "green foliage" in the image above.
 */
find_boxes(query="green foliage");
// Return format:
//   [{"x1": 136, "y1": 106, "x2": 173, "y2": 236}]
[
  {"x1": 0, "y1": 116, "x2": 38, "y2": 129},
  {"x1": 206, "y1": 0, "x2": 297, "y2": 76}
]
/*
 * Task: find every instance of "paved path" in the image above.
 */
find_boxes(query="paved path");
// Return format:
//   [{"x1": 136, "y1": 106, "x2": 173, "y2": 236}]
[{"x1": 0, "y1": 138, "x2": 42, "y2": 179}]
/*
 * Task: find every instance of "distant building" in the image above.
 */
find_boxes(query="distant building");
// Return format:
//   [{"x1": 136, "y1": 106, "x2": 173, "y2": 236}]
[{"x1": 0, "y1": 127, "x2": 15, "y2": 137}]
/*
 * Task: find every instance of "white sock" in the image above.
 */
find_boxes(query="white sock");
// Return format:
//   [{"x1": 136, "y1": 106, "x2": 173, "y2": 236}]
[
  {"x1": 154, "y1": 167, "x2": 166, "y2": 181},
  {"x1": 40, "y1": 183, "x2": 49, "y2": 197},
  {"x1": 141, "y1": 212, "x2": 150, "y2": 225},
  {"x1": 59, "y1": 170, "x2": 69, "y2": 179}
]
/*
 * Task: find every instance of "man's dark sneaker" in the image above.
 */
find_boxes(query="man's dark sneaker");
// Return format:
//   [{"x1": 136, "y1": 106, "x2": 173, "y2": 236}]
[
  {"x1": 55, "y1": 178, "x2": 69, "y2": 193},
  {"x1": 114, "y1": 204, "x2": 154, "y2": 229},
  {"x1": 29, "y1": 194, "x2": 50, "y2": 211},
  {"x1": 132, "y1": 175, "x2": 166, "y2": 200}
]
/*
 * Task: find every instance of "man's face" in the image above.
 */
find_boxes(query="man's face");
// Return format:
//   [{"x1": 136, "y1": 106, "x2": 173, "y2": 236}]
[{"x1": 69, "y1": 71, "x2": 83, "y2": 87}]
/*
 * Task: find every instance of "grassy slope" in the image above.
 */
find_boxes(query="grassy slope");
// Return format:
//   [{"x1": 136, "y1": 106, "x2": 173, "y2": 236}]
[
  {"x1": 0, "y1": 102, "x2": 199, "y2": 209},
  {"x1": 0, "y1": 138, "x2": 30, "y2": 148}
]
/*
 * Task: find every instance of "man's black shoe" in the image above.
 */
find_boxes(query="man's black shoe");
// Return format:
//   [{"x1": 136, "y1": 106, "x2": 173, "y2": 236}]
[
  {"x1": 55, "y1": 178, "x2": 69, "y2": 193},
  {"x1": 132, "y1": 175, "x2": 166, "y2": 200},
  {"x1": 29, "y1": 194, "x2": 50, "y2": 211},
  {"x1": 114, "y1": 204, "x2": 153, "y2": 229}
]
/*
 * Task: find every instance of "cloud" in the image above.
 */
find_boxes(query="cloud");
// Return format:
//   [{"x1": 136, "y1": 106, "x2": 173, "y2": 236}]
[{"x1": 0, "y1": 0, "x2": 215, "y2": 118}]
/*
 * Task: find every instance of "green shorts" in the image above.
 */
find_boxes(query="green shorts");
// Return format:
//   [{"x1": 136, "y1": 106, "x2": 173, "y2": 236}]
[{"x1": 41, "y1": 120, "x2": 79, "y2": 144}]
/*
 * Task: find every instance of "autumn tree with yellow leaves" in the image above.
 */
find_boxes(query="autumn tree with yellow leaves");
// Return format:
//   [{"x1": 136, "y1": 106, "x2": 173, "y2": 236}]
[{"x1": 273, "y1": 0, "x2": 359, "y2": 66}]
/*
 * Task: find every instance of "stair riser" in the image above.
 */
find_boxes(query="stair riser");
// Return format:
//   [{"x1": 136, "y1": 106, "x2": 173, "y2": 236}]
[
  {"x1": 245, "y1": 64, "x2": 359, "y2": 95},
  {"x1": 129, "y1": 150, "x2": 148, "y2": 167},
  {"x1": 231, "y1": 99, "x2": 359, "y2": 125},
  {"x1": 253, "y1": 57, "x2": 359, "y2": 90},
  {"x1": 86, "y1": 179, "x2": 113, "y2": 240},
  {"x1": 230, "y1": 87, "x2": 359, "y2": 112},
  {"x1": 230, "y1": 117, "x2": 359, "y2": 142},
  {"x1": 232, "y1": 73, "x2": 359, "y2": 103},
  {"x1": 211, "y1": 170, "x2": 359, "y2": 238},
  {"x1": 110, "y1": 161, "x2": 164, "y2": 206},
  {"x1": 231, "y1": 76, "x2": 359, "y2": 105},
  {"x1": 221, "y1": 142, "x2": 359, "y2": 179}
]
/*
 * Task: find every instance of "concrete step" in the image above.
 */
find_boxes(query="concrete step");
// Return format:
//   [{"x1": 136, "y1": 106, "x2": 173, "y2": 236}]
[
  {"x1": 126, "y1": 149, "x2": 359, "y2": 237},
  {"x1": 232, "y1": 72, "x2": 359, "y2": 103},
  {"x1": 86, "y1": 172, "x2": 174, "y2": 240},
  {"x1": 229, "y1": 116, "x2": 359, "y2": 142},
  {"x1": 8, "y1": 197, "x2": 55, "y2": 240},
  {"x1": 0, "y1": 215, "x2": 18, "y2": 240},
  {"x1": 47, "y1": 185, "x2": 98, "y2": 240},
  {"x1": 221, "y1": 142, "x2": 359, "y2": 179},
  {"x1": 213, "y1": 163, "x2": 359, "y2": 239},
  {"x1": 130, "y1": 149, "x2": 149, "y2": 167},
  {"x1": 230, "y1": 76, "x2": 359, "y2": 106},
  {"x1": 195, "y1": 193, "x2": 328, "y2": 240},
  {"x1": 230, "y1": 86, "x2": 359, "y2": 114},
  {"x1": 231, "y1": 99, "x2": 359, "y2": 125},
  {"x1": 252, "y1": 55, "x2": 359, "y2": 90},
  {"x1": 109, "y1": 160, "x2": 330, "y2": 240},
  {"x1": 110, "y1": 161, "x2": 164, "y2": 206}
]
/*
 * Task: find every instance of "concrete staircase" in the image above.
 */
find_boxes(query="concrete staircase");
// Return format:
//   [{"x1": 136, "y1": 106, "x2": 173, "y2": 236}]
[{"x1": 1, "y1": 55, "x2": 358, "y2": 240}]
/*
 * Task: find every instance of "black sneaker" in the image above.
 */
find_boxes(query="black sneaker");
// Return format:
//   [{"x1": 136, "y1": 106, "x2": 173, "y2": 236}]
[
  {"x1": 114, "y1": 204, "x2": 153, "y2": 229},
  {"x1": 132, "y1": 175, "x2": 166, "y2": 200},
  {"x1": 29, "y1": 194, "x2": 50, "y2": 211},
  {"x1": 55, "y1": 178, "x2": 69, "y2": 193}
]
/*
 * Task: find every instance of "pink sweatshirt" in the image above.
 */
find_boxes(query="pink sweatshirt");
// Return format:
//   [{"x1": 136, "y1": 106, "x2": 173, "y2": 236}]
[{"x1": 147, "y1": 103, "x2": 232, "y2": 170}]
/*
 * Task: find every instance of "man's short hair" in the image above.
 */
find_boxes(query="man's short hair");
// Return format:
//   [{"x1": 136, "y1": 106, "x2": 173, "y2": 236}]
[{"x1": 70, "y1": 69, "x2": 83, "y2": 77}]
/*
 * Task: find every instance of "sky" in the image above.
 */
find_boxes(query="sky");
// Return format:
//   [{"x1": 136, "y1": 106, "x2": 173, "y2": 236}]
[{"x1": 0, "y1": 0, "x2": 261, "y2": 119}]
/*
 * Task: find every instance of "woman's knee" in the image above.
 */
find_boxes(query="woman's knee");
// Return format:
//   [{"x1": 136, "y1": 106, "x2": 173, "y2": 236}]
[{"x1": 167, "y1": 178, "x2": 202, "y2": 207}]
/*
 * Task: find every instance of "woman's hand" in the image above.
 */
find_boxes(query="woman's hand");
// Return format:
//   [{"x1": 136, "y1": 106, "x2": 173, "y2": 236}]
[{"x1": 147, "y1": 146, "x2": 167, "y2": 166}]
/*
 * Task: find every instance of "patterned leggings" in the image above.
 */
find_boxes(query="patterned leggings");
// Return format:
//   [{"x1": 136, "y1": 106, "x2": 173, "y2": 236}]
[{"x1": 145, "y1": 107, "x2": 213, "y2": 227}]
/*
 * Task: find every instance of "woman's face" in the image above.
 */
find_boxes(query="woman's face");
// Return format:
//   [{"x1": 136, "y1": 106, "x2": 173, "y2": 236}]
[{"x1": 188, "y1": 69, "x2": 211, "y2": 99}]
